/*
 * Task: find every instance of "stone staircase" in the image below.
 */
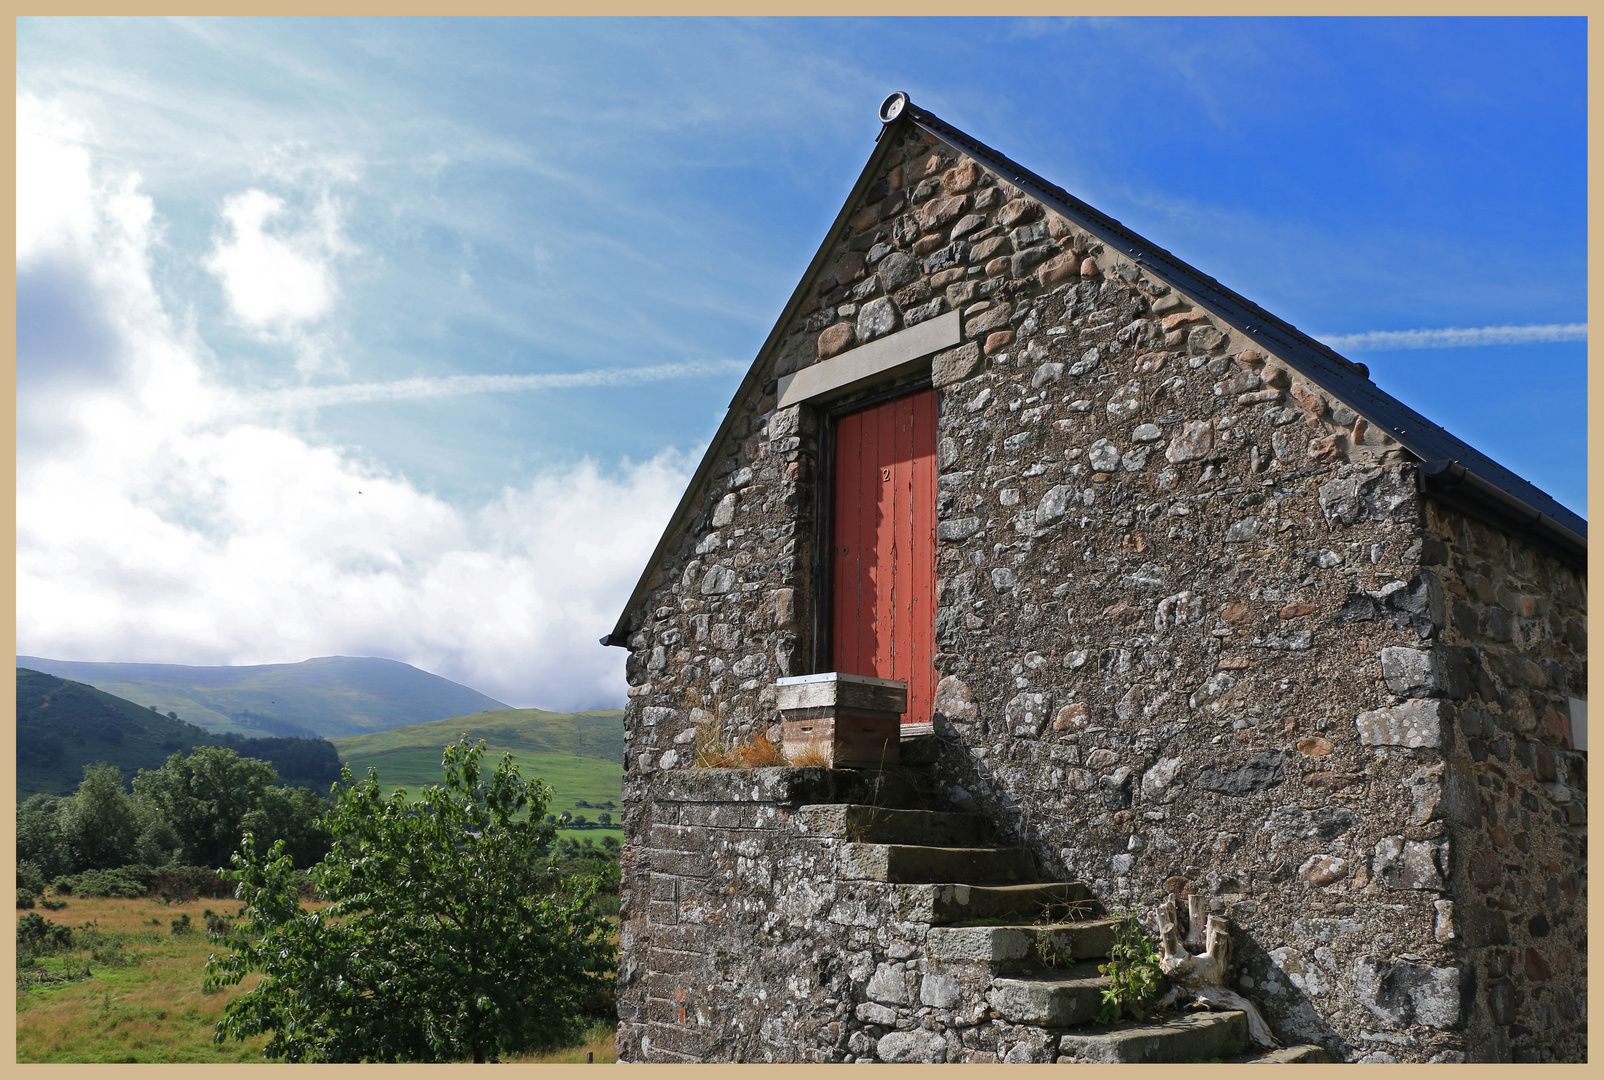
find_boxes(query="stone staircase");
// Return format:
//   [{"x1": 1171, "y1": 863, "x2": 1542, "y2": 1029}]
[{"x1": 794, "y1": 744, "x2": 1328, "y2": 1064}]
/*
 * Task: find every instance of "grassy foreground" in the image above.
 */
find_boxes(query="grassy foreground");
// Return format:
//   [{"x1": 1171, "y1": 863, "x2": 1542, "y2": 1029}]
[
  {"x1": 16, "y1": 895, "x2": 271, "y2": 1063},
  {"x1": 16, "y1": 896, "x2": 619, "y2": 1063}
]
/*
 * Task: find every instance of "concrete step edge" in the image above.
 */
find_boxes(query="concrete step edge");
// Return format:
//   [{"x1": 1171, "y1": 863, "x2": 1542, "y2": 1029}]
[
  {"x1": 988, "y1": 963, "x2": 1109, "y2": 1026},
  {"x1": 1056, "y1": 1009, "x2": 1250, "y2": 1065},
  {"x1": 794, "y1": 804, "x2": 992, "y2": 842},
  {"x1": 890, "y1": 881, "x2": 1098, "y2": 925},
  {"x1": 837, "y1": 843, "x2": 1038, "y2": 884},
  {"x1": 926, "y1": 920, "x2": 1118, "y2": 964}
]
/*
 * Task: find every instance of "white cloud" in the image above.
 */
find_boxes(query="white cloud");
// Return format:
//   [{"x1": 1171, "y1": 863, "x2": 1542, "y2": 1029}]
[
  {"x1": 1317, "y1": 323, "x2": 1587, "y2": 352},
  {"x1": 206, "y1": 189, "x2": 342, "y2": 327},
  {"x1": 17, "y1": 98, "x2": 692, "y2": 711},
  {"x1": 203, "y1": 186, "x2": 352, "y2": 375},
  {"x1": 16, "y1": 95, "x2": 97, "y2": 264}
]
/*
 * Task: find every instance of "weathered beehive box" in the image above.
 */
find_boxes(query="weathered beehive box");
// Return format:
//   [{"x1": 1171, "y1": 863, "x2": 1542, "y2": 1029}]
[{"x1": 777, "y1": 672, "x2": 907, "y2": 766}]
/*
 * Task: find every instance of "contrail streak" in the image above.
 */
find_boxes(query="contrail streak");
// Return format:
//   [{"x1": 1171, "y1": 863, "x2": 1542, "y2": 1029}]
[
  {"x1": 1317, "y1": 323, "x2": 1586, "y2": 352},
  {"x1": 249, "y1": 358, "x2": 749, "y2": 411}
]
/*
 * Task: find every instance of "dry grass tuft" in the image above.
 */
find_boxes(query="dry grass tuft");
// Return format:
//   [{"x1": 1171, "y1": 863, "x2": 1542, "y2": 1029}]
[
  {"x1": 692, "y1": 715, "x2": 734, "y2": 768},
  {"x1": 693, "y1": 717, "x2": 792, "y2": 769},
  {"x1": 730, "y1": 734, "x2": 786, "y2": 768},
  {"x1": 786, "y1": 741, "x2": 834, "y2": 768}
]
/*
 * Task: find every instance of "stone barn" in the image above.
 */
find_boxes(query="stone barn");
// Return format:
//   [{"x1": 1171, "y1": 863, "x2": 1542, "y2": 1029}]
[{"x1": 601, "y1": 93, "x2": 1587, "y2": 1064}]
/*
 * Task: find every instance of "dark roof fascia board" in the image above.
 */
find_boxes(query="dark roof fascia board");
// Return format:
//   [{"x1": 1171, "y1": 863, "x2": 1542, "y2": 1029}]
[
  {"x1": 1419, "y1": 460, "x2": 1586, "y2": 569},
  {"x1": 603, "y1": 119, "x2": 914, "y2": 645},
  {"x1": 902, "y1": 100, "x2": 1587, "y2": 548}
]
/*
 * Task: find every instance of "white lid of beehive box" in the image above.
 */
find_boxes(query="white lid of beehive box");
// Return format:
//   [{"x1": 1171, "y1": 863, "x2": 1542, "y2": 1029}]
[{"x1": 774, "y1": 672, "x2": 907, "y2": 689}]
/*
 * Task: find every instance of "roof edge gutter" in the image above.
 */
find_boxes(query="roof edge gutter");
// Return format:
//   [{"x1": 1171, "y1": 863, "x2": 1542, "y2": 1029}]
[{"x1": 1419, "y1": 459, "x2": 1586, "y2": 568}]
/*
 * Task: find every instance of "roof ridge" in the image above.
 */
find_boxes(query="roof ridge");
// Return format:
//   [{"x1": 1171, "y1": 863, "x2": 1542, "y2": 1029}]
[
  {"x1": 605, "y1": 95, "x2": 1583, "y2": 643},
  {"x1": 896, "y1": 95, "x2": 1584, "y2": 548}
]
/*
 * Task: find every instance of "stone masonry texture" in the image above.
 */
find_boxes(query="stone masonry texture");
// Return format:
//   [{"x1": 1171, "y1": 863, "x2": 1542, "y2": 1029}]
[{"x1": 613, "y1": 127, "x2": 1586, "y2": 1063}]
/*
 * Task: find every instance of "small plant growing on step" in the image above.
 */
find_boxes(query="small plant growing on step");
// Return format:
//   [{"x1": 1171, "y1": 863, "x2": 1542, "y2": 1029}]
[
  {"x1": 1034, "y1": 926, "x2": 1072, "y2": 970},
  {"x1": 1095, "y1": 912, "x2": 1164, "y2": 1024}
]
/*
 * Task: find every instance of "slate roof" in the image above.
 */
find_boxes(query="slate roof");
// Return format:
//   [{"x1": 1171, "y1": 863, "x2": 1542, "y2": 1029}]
[{"x1": 606, "y1": 94, "x2": 1584, "y2": 644}]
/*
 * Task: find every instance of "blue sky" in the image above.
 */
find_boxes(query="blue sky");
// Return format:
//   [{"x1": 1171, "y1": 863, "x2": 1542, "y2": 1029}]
[{"x1": 16, "y1": 17, "x2": 1586, "y2": 709}]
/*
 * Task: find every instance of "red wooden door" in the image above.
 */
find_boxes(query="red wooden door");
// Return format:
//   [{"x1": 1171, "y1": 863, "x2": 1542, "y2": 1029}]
[{"x1": 831, "y1": 388, "x2": 937, "y2": 725}]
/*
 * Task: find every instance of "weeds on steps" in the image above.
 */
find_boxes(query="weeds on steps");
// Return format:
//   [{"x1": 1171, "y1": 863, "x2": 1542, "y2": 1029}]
[{"x1": 1095, "y1": 912, "x2": 1164, "y2": 1024}]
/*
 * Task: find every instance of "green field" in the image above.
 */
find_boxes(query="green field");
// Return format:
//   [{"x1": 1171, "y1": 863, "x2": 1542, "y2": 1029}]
[
  {"x1": 337, "y1": 747, "x2": 622, "y2": 829},
  {"x1": 331, "y1": 707, "x2": 625, "y2": 832}
]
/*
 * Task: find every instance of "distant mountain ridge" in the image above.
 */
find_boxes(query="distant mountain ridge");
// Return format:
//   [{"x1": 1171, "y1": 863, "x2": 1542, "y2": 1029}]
[
  {"x1": 16, "y1": 668, "x2": 343, "y2": 800},
  {"x1": 15, "y1": 655, "x2": 510, "y2": 741}
]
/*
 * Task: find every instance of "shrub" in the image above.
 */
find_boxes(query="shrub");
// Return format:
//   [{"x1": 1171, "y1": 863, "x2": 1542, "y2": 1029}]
[
  {"x1": 208, "y1": 740, "x2": 615, "y2": 1062},
  {"x1": 51, "y1": 868, "x2": 147, "y2": 899},
  {"x1": 17, "y1": 887, "x2": 38, "y2": 909},
  {"x1": 152, "y1": 865, "x2": 231, "y2": 901},
  {"x1": 16, "y1": 912, "x2": 74, "y2": 956}
]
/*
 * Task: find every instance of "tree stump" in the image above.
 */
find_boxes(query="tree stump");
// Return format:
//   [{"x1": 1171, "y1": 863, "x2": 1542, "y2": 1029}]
[{"x1": 1153, "y1": 893, "x2": 1278, "y2": 1048}]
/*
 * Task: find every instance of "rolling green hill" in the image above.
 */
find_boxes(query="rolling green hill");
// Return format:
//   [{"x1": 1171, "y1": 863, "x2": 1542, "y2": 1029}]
[
  {"x1": 16, "y1": 668, "x2": 343, "y2": 800},
  {"x1": 330, "y1": 708, "x2": 625, "y2": 830},
  {"x1": 15, "y1": 655, "x2": 510, "y2": 740}
]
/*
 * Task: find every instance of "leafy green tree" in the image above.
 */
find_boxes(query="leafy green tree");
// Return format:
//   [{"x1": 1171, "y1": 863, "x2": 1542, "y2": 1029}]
[
  {"x1": 59, "y1": 763, "x2": 139, "y2": 869},
  {"x1": 17, "y1": 793, "x2": 72, "y2": 879},
  {"x1": 206, "y1": 739, "x2": 615, "y2": 1063},
  {"x1": 241, "y1": 783, "x2": 332, "y2": 868},
  {"x1": 130, "y1": 800, "x2": 184, "y2": 867},
  {"x1": 133, "y1": 747, "x2": 281, "y2": 867}
]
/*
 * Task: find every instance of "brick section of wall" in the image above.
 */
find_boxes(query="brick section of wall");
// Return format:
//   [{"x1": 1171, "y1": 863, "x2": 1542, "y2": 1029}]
[{"x1": 615, "y1": 127, "x2": 1587, "y2": 1064}]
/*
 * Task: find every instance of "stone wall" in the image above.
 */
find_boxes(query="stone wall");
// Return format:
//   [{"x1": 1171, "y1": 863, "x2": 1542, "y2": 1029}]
[
  {"x1": 1411, "y1": 500, "x2": 1587, "y2": 1062},
  {"x1": 615, "y1": 127, "x2": 1586, "y2": 1063},
  {"x1": 616, "y1": 767, "x2": 1088, "y2": 1064}
]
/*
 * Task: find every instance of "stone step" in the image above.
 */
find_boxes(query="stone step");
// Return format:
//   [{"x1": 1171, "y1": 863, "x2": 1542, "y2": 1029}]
[
  {"x1": 987, "y1": 962, "x2": 1108, "y2": 1026},
  {"x1": 925, "y1": 919, "x2": 1119, "y2": 971},
  {"x1": 1231, "y1": 1044, "x2": 1332, "y2": 1063},
  {"x1": 1056, "y1": 1009, "x2": 1249, "y2": 1064},
  {"x1": 890, "y1": 881, "x2": 1096, "y2": 925},
  {"x1": 837, "y1": 843, "x2": 1035, "y2": 884},
  {"x1": 796, "y1": 804, "x2": 992, "y2": 846}
]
